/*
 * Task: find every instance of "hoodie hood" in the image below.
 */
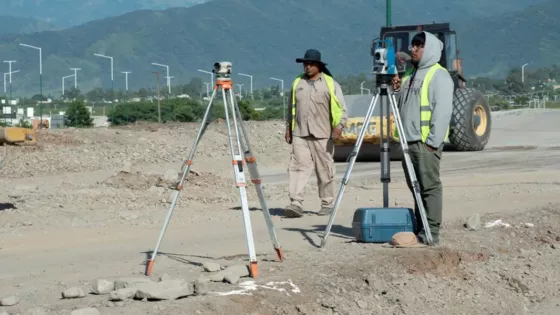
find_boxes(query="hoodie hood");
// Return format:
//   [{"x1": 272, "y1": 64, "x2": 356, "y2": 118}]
[{"x1": 417, "y1": 31, "x2": 443, "y2": 69}]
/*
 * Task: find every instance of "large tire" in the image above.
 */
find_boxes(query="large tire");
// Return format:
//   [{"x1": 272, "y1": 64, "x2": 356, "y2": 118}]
[{"x1": 448, "y1": 88, "x2": 492, "y2": 151}]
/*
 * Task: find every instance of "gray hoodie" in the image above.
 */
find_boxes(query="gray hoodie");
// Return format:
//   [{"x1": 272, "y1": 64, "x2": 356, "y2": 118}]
[{"x1": 395, "y1": 31, "x2": 454, "y2": 149}]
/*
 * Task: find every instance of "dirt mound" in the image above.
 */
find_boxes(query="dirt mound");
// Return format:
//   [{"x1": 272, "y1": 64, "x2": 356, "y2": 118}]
[
  {"x1": 395, "y1": 247, "x2": 489, "y2": 278},
  {"x1": 35, "y1": 129, "x2": 83, "y2": 146},
  {"x1": 203, "y1": 205, "x2": 560, "y2": 315}
]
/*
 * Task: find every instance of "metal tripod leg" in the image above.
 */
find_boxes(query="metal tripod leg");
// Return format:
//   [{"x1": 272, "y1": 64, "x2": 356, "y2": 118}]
[
  {"x1": 145, "y1": 86, "x2": 219, "y2": 276},
  {"x1": 320, "y1": 92, "x2": 381, "y2": 248},
  {"x1": 222, "y1": 87, "x2": 259, "y2": 277},
  {"x1": 230, "y1": 90, "x2": 285, "y2": 262},
  {"x1": 387, "y1": 92, "x2": 434, "y2": 245}
]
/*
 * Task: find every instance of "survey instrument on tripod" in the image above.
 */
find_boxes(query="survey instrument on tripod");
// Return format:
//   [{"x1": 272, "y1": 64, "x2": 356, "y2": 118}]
[
  {"x1": 320, "y1": 39, "x2": 433, "y2": 248},
  {"x1": 145, "y1": 61, "x2": 284, "y2": 278}
]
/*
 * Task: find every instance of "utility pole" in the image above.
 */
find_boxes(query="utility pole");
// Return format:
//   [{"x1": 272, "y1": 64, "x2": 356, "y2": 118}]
[
  {"x1": 152, "y1": 63, "x2": 171, "y2": 95},
  {"x1": 62, "y1": 74, "x2": 75, "y2": 98},
  {"x1": 121, "y1": 71, "x2": 131, "y2": 91},
  {"x1": 522, "y1": 63, "x2": 529, "y2": 83},
  {"x1": 270, "y1": 77, "x2": 285, "y2": 121},
  {"x1": 19, "y1": 43, "x2": 43, "y2": 124},
  {"x1": 4, "y1": 61, "x2": 16, "y2": 106},
  {"x1": 236, "y1": 84, "x2": 244, "y2": 98},
  {"x1": 154, "y1": 71, "x2": 162, "y2": 123},
  {"x1": 198, "y1": 69, "x2": 214, "y2": 88},
  {"x1": 4, "y1": 70, "x2": 19, "y2": 94},
  {"x1": 94, "y1": 53, "x2": 114, "y2": 109},
  {"x1": 70, "y1": 68, "x2": 81, "y2": 89},
  {"x1": 203, "y1": 82, "x2": 210, "y2": 97},
  {"x1": 238, "y1": 73, "x2": 253, "y2": 100},
  {"x1": 3, "y1": 70, "x2": 19, "y2": 124}
]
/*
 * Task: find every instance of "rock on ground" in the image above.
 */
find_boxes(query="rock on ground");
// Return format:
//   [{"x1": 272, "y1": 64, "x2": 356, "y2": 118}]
[
  {"x1": 193, "y1": 279, "x2": 209, "y2": 296},
  {"x1": 208, "y1": 264, "x2": 250, "y2": 283},
  {"x1": 91, "y1": 279, "x2": 115, "y2": 295},
  {"x1": 114, "y1": 277, "x2": 156, "y2": 290},
  {"x1": 134, "y1": 279, "x2": 193, "y2": 301},
  {"x1": 0, "y1": 295, "x2": 19, "y2": 306},
  {"x1": 61, "y1": 287, "x2": 86, "y2": 299},
  {"x1": 202, "y1": 262, "x2": 221, "y2": 272},
  {"x1": 70, "y1": 308, "x2": 100, "y2": 315},
  {"x1": 109, "y1": 287, "x2": 138, "y2": 301}
]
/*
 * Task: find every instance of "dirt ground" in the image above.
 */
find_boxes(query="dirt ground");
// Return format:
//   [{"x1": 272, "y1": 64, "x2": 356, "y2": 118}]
[{"x1": 1, "y1": 109, "x2": 559, "y2": 315}]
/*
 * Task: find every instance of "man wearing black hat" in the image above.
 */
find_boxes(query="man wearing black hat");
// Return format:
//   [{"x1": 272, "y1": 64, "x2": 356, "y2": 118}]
[{"x1": 284, "y1": 49, "x2": 348, "y2": 218}]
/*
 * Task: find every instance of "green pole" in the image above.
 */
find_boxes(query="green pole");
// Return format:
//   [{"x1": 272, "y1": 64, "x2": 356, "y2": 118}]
[{"x1": 386, "y1": 0, "x2": 391, "y2": 27}]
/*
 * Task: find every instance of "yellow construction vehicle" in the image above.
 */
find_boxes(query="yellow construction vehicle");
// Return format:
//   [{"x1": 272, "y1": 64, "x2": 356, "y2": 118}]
[
  {"x1": 0, "y1": 126, "x2": 37, "y2": 168},
  {"x1": 0, "y1": 126, "x2": 36, "y2": 145},
  {"x1": 334, "y1": 22, "x2": 491, "y2": 162}
]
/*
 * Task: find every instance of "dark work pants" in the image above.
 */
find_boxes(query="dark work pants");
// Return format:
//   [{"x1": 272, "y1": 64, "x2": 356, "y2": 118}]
[{"x1": 401, "y1": 141, "x2": 443, "y2": 243}]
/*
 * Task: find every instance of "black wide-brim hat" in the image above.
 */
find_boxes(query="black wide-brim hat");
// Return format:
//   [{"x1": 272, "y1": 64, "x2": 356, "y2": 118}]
[
  {"x1": 296, "y1": 49, "x2": 328, "y2": 66},
  {"x1": 296, "y1": 49, "x2": 333, "y2": 77}
]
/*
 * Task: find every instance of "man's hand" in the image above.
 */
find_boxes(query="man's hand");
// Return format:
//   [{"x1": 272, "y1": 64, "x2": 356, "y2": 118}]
[
  {"x1": 332, "y1": 126, "x2": 342, "y2": 141},
  {"x1": 392, "y1": 75, "x2": 401, "y2": 91},
  {"x1": 285, "y1": 128, "x2": 292, "y2": 144}
]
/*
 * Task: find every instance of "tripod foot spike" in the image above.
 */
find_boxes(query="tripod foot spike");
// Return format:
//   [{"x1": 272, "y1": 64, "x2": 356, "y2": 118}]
[
  {"x1": 145, "y1": 259, "x2": 155, "y2": 276},
  {"x1": 275, "y1": 247, "x2": 284, "y2": 261},
  {"x1": 249, "y1": 262, "x2": 259, "y2": 278}
]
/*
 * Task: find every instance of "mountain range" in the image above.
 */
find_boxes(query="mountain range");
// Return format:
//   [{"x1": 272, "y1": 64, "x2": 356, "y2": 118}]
[
  {"x1": 4, "y1": 0, "x2": 208, "y2": 28},
  {"x1": 0, "y1": 16, "x2": 57, "y2": 36},
  {"x1": 0, "y1": 0, "x2": 557, "y2": 97}
]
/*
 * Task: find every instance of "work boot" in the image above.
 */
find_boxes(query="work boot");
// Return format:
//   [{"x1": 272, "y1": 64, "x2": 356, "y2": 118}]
[
  {"x1": 284, "y1": 204, "x2": 304, "y2": 218},
  {"x1": 317, "y1": 206, "x2": 332, "y2": 216}
]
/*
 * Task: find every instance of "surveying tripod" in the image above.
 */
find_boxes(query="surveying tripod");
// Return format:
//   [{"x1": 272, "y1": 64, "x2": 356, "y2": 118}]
[
  {"x1": 320, "y1": 74, "x2": 433, "y2": 248},
  {"x1": 145, "y1": 62, "x2": 284, "y2": 278}
]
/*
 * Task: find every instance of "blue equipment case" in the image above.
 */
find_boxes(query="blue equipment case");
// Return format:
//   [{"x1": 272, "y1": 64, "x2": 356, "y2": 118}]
[{"x1": 351, "y1": 207, "x2": 416, "y2": 243}]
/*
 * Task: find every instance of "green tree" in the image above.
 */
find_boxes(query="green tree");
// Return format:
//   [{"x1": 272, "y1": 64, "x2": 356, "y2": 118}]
[{"x1": 64, "y1": 100, "x2": 94, "y2": 127}]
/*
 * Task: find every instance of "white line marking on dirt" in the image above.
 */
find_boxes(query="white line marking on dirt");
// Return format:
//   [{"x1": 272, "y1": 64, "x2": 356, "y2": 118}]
[{"x1": 212, "y1": 279, "x2": 301, "y2": 296}]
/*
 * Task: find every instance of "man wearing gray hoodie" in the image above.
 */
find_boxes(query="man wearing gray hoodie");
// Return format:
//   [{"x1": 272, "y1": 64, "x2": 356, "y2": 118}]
[{"x1": 392, "y1": 31, "x2": 454, "y2": 245}]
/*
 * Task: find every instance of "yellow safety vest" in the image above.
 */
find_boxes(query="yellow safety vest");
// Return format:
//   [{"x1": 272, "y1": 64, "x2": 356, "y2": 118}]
[
  {"x1": 290, "y1": 73, "x2": 343, "y2": 131},
  {"x1": 394, "y1": 63, "x2": 450, "y2": 143}
]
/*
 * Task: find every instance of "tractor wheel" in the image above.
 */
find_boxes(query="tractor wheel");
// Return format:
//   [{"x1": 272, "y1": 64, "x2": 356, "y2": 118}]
[{"x1": 448, "y1": 88, "x2": 492, "y2": 151}]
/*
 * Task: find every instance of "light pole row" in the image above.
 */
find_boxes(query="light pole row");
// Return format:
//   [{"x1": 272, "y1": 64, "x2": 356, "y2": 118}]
[{"x1": 10, "y1": 44, "x2": 289, "y2": 116}]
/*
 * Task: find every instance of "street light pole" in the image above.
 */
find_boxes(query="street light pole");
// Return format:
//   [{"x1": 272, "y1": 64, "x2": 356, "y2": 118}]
[
  {"x1": 4, "y1": 71, "x2": 19, "y2": 94},
  {"x1": 203, "y1": 82, "x2": 210, "y2": 97},
  {"x1": 94, "y1": 53, "x2": 114, "y2": 109},
  {"x1": 121, "y1": 71, "x2": 131, "y2": 91},
  {"x1": 70, "y1": 68, "x2": 81, "y2": 89},
  {"x1": 153, "y1": 71, "x2": 162, "y2": 123},
  {"x1": 522, "y1": 63, "x2": 529, "y2": 84},
  {"x1": 238, "y1": 73, "x2": 253, "y2": 100},
  {"x1": 3, "y1": 70, "x2": 19, "y2": 123},
  {"x1": 197, "y1": 69, "x2": 214, "y2": 93},
  {"x1": 4, "y1": 61, "x2": 16, "y2": 103},
  {"x1": 19, "y1": 43, "x2": 43, "y2": 124},
  {"x1": 62, "y1": 74, "x2": 75, "y2": 97},
  {"x1": 236, "y1": 84, "x2": 244, "y2": 97},
  {"x1": 270, "y1": 77, "x2": 285, "y2": 121},
  {"x1": 152, "y1": 63, "x2": 170, "y2": 95}
]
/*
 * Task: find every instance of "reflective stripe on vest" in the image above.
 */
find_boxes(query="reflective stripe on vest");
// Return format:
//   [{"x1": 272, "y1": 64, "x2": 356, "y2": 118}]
[
  {"x1": 394, "y1": 63, "x2": 449, "y2": 143},
  {"x1": 290, "y1": 73, "x2": 343, "y2": 131}
]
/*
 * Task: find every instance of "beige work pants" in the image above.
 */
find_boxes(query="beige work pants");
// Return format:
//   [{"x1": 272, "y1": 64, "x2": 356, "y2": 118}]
[{"x1": 288, "y1": 135, "x2": 335, "y2": 208}]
